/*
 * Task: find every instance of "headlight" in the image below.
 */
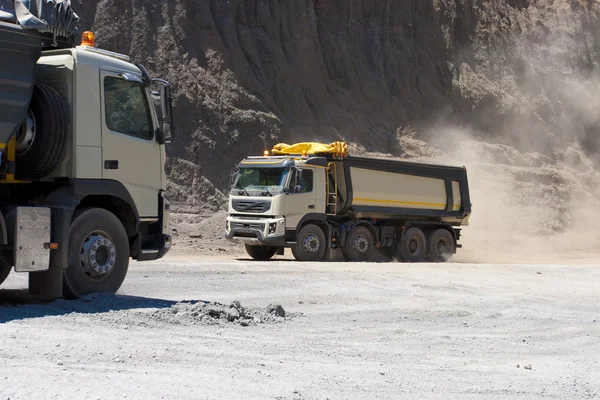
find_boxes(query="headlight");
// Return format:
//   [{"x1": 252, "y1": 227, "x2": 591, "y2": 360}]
[{"x1": 269, "y1": 223, "x2": 277, "y2": 234}]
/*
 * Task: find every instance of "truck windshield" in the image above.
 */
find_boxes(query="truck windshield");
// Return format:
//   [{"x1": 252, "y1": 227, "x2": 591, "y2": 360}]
[{"x1": 233, "y1": 167, "x2": 290, "y2": 194}]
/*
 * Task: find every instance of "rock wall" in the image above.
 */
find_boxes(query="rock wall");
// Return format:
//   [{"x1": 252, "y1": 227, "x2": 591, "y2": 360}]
[{"x1": 72, "y1": 0, "x2": 600, "y2": 213}]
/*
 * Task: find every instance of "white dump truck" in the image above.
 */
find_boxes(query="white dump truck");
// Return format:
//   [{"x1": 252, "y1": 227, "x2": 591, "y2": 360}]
[
  {"x1": 0, "y1": 1, "x2": 174, "y2": 298},
  {"x1": 225, "y1": 142, "x2": 472, "y2": 262}
]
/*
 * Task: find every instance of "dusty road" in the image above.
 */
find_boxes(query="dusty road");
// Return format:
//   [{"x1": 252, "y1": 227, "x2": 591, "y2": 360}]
[{"x1": 1, "y1": 254, "x2": 599, "y2": 399}]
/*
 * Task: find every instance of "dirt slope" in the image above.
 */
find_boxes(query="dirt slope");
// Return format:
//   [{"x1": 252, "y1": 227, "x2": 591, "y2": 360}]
[{"x1": 70, "y1": 0, "x2": 600, "y2": 259}]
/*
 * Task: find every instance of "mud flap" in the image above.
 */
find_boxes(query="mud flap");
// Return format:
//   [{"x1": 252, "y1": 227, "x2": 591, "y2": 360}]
[
  {"x1": 14, "y1": 207, "x2": 51, "y2": 272},
  {"x1": 28, "y1": 204, "x2": 74, "y2": 298}
]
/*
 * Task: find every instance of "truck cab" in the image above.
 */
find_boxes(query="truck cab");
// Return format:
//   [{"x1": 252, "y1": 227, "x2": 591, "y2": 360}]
[
  {"x1": 0, "y1": 25, "x2": 175, "y2": 298},
  {"x1": 225, "y1": 154, "x2": 328, "y2": 259}
]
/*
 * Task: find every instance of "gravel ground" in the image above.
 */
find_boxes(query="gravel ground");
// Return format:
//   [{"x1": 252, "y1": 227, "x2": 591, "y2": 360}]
[{"x1": 1, "y1": 254, "x2": 600, "y2": 399}]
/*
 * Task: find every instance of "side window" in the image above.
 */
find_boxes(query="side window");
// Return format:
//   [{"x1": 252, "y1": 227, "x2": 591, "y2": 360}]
[
  {"x1": 104, "y1": 76, "x2": 153, "y2": 140},
  {"x1": 295, "y1": 169, "x2": 313, "y2": 193}
]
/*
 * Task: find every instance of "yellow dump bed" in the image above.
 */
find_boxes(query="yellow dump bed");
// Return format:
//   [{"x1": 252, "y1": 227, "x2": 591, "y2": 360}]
[{"x1": 330, "y1": 156, "x2": 471, "y2": 225}]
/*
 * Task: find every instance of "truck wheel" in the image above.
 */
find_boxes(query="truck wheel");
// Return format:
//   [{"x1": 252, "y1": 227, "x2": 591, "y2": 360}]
[
  {"x1": 427, "y1": 229, "x2": 455, "y2": 262},
  {"x1": 294, "y1": 224, "x2": 327, "y2": 262},
  {"x1": 245, "y1": 244, "x2": 277, "y2": 261},
  {"x1": 400, "y1": 227, "x2": 427, "y2": 262},
  {"x1": 0, "y1": 259, "x2": 11, "y2": 286},
  {"x1": 15, "y1": 83, "x2": 67, "y2": 180},
  {"x1": 342, "y1": 226, "x2": 374, "y2": 262},
  {"x1": 291, "y1": 246, "x2": 300, "y2": 261},
  {"x1": 63, "y1": 208, "x2": 130, "y2": 299}
]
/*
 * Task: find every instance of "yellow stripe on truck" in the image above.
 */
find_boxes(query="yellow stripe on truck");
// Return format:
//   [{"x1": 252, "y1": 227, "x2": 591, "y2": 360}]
[{"x1": 354, "y1": 197, "x2": 462, "y2": 210}]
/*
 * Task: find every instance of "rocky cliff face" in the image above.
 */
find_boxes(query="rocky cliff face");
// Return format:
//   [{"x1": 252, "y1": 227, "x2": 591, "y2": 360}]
[{"x1": 72, "y1": 0, "x2": 600, "y2": 214}]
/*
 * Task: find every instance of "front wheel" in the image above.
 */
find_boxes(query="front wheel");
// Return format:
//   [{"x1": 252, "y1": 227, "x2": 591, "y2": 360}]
[
  {"x1": 245, "y1": 244, "x2": 277, "y2": 261},
  {"x1": 294, "y1": 224, "x2": 327, "y2": 262},
  {"x1": 63, "y1": 208, "x2": 130, "y2": 299}
]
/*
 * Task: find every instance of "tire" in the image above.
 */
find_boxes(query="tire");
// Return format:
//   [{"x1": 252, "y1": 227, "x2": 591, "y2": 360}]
[
  {"x1": 291, "y1": 246, "x2": 300, "y2": 261},
  {"x1": 0, "y1": 259, "x2": 11, "y2": 286},
  {"x1": 63, "y1": 208, "x2": 130, "y2": 299},
  {"x1": 15, "y1": 82, "x2": 68, "y2": 180},
  {"x1": 426, "y1": 228, "x2": 455, "y2": 262},
  {"x1": 400, "y1": 227, "x2": 427, "y2": 262},
  {"x1": 342, "y1": 226, "x2": 374, "y2": 262},
  {"x1": 294, "y1": 224, "x2": 327, "y2": 262},
  {"x1": 245, "y1": 244, "x2": 277, "y2": 261}
]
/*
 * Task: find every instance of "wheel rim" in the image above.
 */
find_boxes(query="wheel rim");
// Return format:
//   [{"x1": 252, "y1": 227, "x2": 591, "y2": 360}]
[
  {"x1": 352, "y1": 235, "x2": 369, "y2": 255},
  {"x1": 79, "y1": 230, "x2": 117, "y2": 281},
  {"x1": 303, "y1": 234, "x2": 320, "y2": 255},
  {"x1": 408, "y1": 237, "x2": 421, "y2": 255},
  {"x1": 16, "y1": 109, "x2": 36, "y2": 155}
]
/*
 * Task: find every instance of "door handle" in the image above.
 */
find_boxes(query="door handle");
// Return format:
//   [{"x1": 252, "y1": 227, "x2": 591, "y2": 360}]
[
  {"x1": 104, "y1": 160, "x2": 119, "y2": 170},
  {"x1": 308, "y1": 205, "x2": 315, "y2": 209}
]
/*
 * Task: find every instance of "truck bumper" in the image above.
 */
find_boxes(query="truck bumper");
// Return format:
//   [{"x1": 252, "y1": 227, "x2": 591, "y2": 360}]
[{"x1": 224, "y1": 216, "x2": 286, "y2": 247}]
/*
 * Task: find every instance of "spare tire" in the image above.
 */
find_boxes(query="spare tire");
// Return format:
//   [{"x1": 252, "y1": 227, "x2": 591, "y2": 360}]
[{"x1": 15, "y1": 82, "x2": 68, "y2": 180}]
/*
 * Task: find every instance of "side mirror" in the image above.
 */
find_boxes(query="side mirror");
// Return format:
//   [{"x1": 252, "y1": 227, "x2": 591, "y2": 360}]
[
  {"x1": 152, "y1": 78, "x2": 175, "y2": 145},
  {"x1": 159, "y1": 83, "x2": 174, "y2": 144}
]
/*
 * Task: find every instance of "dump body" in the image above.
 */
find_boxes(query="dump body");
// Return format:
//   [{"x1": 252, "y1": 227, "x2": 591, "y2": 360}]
[{"x1": 330, "y1": 156, "x2": 471, "y2": 225}]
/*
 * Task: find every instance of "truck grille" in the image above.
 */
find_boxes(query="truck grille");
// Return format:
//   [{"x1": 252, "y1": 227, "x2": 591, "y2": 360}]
[
  {"x1": 231, "y1": 222, "x2": 265, "y2": 231},
  {"x1": 232, "y1": 199, "x2": 271, "y2": 213}
]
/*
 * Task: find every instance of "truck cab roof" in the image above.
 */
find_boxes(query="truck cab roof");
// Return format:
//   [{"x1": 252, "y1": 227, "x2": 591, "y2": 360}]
[{"x1": 40, "y1": 45, "x2": 143, "y2": 77}]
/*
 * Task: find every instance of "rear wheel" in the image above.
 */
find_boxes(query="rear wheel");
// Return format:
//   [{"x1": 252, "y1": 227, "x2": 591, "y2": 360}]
[
  {"x1": 427, "y1": 229, "x2": 455, "y2": 262},
  {"x1": 400, "y1": 227, "x2": 427, "y2": 262},
  {"x1": 294, "y1": 224, "x2": 327, "y2": 262},
  {"x1": 342, "y1": 226, "x2": 374, "y2": 262},
  {"x1": 245, "y1": 244, "x2": 277, "y2": 261},
  {"x1": 63, "y1": 208, "x2": 130, "y2": 299}
]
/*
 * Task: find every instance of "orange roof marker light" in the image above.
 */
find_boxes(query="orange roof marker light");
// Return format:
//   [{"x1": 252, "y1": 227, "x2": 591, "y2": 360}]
[{"x1": 81, "y1": 31, "x2": 95, "y2": 47}]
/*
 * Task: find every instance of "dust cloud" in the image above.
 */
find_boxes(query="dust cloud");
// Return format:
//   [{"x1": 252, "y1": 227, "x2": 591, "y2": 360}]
[{"x1": 420, "y1": 76, "x2": 600, "y2": 265}]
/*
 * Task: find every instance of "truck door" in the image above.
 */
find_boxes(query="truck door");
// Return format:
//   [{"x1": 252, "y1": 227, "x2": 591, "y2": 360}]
[
  {"x1": 100, "y1": 70, "x2": 162, "y2": 218},
  {"x1": 285, "y1": 168, "x2": 317, "y2": 229}
]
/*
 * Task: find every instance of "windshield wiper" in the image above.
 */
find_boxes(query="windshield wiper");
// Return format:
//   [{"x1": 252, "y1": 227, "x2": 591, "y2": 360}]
[
  {"x1": 237, "y1": 188, "x2": 250, "y2": 196},
  {"x1": 262, "y1": 188, "x2": 273, "y2": 197}
]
